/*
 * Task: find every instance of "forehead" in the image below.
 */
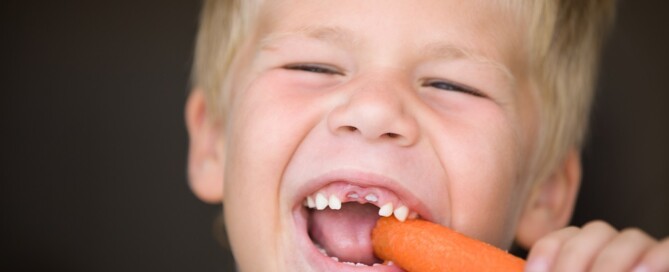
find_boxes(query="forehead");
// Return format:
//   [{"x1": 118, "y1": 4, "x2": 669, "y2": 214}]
[{"x1": 256, "y1": 0, "x2": 527, "y2": 72}]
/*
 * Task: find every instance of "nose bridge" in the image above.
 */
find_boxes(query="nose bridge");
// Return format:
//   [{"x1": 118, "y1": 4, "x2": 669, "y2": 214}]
[{"x1": 327, "y1": 71, "x2": 418, "y2": 146}]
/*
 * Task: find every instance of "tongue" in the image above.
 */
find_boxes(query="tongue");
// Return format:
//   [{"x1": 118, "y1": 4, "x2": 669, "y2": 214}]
[{"x1": 309, "y1": 203, "x2": 380, "y2": 264}]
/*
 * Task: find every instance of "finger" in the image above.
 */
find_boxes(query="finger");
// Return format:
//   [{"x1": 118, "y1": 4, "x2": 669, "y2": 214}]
[
  {"x1": 633, "y1": 237, "x2": 669, "y2": 272},
  {"x1": 552, "y1": 220, "x2": 617, "y2": 272},
  {"x1": 525, "y1": 226, "x2": 580, "y2": 272},
  {"x1": 590, "y1": 228, "x2": 655, "y2": 272}
]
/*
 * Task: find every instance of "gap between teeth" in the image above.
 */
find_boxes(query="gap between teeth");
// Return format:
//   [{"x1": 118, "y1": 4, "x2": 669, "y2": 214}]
[{"x1": 304, "y1": 193, "x2": 415, "y2": 222}]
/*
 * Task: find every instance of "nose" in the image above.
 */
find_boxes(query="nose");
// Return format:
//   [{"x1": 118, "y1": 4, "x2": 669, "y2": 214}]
[{"x1": 327, "y1": 75, "x2": 418, "y2": 146}]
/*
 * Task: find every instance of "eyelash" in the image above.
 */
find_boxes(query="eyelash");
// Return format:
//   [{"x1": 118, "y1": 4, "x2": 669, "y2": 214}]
[
  {"x1": 284, "y1": 64, "x2": 484, "y2": 98},
  {"x1": 283, "y1": 64, "x2": 343, "y2": 75},
  {"x1": 422, "y1": 80, "x2": 484, "y2": 97}
]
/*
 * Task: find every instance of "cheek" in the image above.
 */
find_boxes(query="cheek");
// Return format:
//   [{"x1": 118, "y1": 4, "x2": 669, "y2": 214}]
[
  {"x1": 224, "y1": 71, "x2": 329, "y2": 206},
  {"x1": 222, "y1": 73, "x2": 333, "y2": 266},
  {"x1": 428, "y1": 102, "x2": 525, "y2": 247}
]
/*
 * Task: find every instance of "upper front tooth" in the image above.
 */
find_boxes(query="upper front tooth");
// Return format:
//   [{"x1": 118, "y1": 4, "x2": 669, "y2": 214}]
[
  {"x1": 306, "y1": 196, "x2": 316, "y2": 208},
  {"x1": 378, "y1": 203, "x2": 393, "y2": 217},
  {"x1": 315, "y1": 193, "x2": 328, "y2": 210},
  {"x1": 328, "y1": 195, "x2": 342, "y2": 210},
  {"x1": 393, "y1": 205, "x2": 409, "y2": 222},
  {"x1": 364, "y1": 194, "x2": 378, "y2": 202}
]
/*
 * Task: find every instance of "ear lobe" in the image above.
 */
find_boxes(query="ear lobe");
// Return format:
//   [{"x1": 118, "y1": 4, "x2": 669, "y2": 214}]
[
  {"x1": 185, "y1": 89, "x2": 225, "y2": 204},
  {"x1": 515, "y1": 148, "x2": 581, "y2": 249}
]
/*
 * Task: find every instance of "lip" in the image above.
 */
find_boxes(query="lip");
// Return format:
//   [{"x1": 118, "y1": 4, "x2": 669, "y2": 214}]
[{"x1": 290, "y1": 169, "x2": 433, "y2": 271}]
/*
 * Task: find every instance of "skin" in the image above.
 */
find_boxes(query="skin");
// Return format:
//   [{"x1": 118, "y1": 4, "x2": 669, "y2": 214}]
[{"x1": 185, "y1": 0, "x2": 669, "y2": 271}]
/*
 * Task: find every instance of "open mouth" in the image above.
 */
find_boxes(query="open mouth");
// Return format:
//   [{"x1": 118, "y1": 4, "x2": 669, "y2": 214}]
[{"x1": 293, "y1": 179, "x2": 428, "y2": 271}]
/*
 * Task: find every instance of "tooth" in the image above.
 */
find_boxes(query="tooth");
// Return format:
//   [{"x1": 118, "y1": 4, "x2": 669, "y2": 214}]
[
  {"x1": 347, "y1": 192, "x2": 359, "y2": 199},
  {"x1": 343, "y1": 261, "x2": 355, "y2": 266},
  {"x1": 316, "y1": 243, "x2": 327, "y2": 255},
  {"x1": 364, "y1": 194, "x2": 378, "y2": 202},
  {"x1": 331, "y1": 256, "x2": 339, "y2": 262},
  {"x1": 328, "y1": 195, "x2": 342, "y2": 210},
  {"x1": 373, "y1": 263, "x2": 381, "y2": 267},
  {"x1": 378, "y1": 202, "x2": 393, "y2": 217},
  {"x1": 393, "y1": 205, "x2": 409, "y2": 222},
  {"x1": 388, "y1": 261, "x2": 395, "y2": 266},
  {"x1": 408, "y1": 211, "x2": 418, "y2": 220},
  {"x1": 315, "y1": 193, "x2": 328, "y2": 210},
  {"x1": 355, "y1": 263, "x2": 366, "y2": 266},
  {"x1": 306, "y1": 196, "x2": 316, "y2": 208}
]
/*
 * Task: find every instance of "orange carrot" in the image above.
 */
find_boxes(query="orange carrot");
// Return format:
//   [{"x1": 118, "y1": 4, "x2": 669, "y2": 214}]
[{"x1": 372, "y1": 217, "x2": 525, "y2": 272}]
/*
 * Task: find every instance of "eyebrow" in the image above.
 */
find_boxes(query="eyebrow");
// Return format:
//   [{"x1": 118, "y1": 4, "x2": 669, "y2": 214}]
[
  {"x1": 259, "y1": 26, "x2": 359, "y2": 51},
  {"x1": 420, "y1": 42, "x2": 516, "y2": 85},
  {"x1": 259, "y1": 26, "x2": 516, "y2": 84}
]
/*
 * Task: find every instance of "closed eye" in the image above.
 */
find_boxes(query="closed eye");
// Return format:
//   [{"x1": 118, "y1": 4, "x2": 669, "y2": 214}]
[
  {"x1": 423, "y1": 79, "x2": 485, "y2": 97},
  {"x1": 283, "y1": 64, "x2": 344, "y2": 76}
]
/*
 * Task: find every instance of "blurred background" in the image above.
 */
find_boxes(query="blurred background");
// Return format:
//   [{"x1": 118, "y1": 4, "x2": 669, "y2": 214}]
[{"x1": 1, "y1": 0, "x2": 667, "y2": 271}]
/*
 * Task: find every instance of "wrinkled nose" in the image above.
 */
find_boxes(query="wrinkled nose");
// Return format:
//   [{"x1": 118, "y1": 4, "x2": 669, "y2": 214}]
[{"x1": 326, "y1": 76, "x2": 418, "y2": 147}]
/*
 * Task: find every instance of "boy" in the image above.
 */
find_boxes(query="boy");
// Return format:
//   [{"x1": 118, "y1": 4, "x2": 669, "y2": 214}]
[{"x1": 184, "y1": 0, "x2": 669, "y2": 271}]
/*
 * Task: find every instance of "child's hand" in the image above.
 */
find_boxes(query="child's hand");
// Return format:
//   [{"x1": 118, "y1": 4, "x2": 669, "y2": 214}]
[{"x1": 525, "y1": 221, "x2": 669, "y2": 272}]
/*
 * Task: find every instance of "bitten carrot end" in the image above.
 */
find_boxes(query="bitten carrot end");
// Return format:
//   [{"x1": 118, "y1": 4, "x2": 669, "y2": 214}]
[{"x1": 372, "y1": 217, "x2": 525, "y2": 272}]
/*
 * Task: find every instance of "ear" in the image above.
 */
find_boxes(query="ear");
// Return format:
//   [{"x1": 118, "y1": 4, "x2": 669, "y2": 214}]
[
  {"x1": 185, "y1": 88, "x2": 225, "y2": 203},
  {"x1": 515, "y1": 148, "x2": 581, "y2": 249}
]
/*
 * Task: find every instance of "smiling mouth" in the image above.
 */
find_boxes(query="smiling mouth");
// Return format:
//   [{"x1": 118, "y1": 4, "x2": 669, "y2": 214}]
[{"x1": 296, "y1": 180, "x2": 422, "y2": 268}]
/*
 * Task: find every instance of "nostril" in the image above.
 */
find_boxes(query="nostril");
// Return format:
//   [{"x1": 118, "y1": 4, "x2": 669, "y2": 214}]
[
  {"x1": 344, "y1": 126, "x2": 357, "y2": 133},
  {"x1": 384, "y1": 132, "x2": 400, "y2": 139}
]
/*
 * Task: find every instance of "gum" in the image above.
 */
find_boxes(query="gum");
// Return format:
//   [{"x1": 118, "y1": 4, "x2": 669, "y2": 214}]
[{"x1": 309, "y1": 181, "x2": 404, "y2": 208}]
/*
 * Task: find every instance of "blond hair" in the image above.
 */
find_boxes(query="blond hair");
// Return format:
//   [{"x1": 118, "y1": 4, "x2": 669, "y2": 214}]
[
  {"x1": 191, "y1": 0, "x2": 260, "y2": 122},
  {"x1": 522, "y1": 0, "x2": 615, "y2": 182},
  {"x1": 191, "y1": 0, "x2": 615, "y2": 181}
]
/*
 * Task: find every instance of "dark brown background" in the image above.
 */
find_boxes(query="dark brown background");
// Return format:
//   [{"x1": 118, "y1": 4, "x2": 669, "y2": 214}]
[{"x1": 2, "y1": 0, "x2": 667, "y2": 271}]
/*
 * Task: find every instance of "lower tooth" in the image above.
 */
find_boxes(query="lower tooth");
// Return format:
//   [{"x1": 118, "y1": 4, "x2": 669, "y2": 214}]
[
  {"x1": 315, "y1": 243, "x2": 328, "y2": 256},
  {"x1": 331, "y1": 256, "x2": 339, "y2": 262}
]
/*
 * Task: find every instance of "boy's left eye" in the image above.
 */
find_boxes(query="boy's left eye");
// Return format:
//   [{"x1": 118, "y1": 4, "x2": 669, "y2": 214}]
[
  {"x1": 283, "y1": 64, "x2": 344, "y2": 75},
  {"x1": 423, "y1": 79, "x2": 485, "y2": 97}
]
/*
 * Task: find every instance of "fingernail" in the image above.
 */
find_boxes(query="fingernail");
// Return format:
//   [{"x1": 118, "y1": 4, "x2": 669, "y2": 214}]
[
  {"x1": 632, "y1": 264, "x2": 650, "y2": 272},
  {"x1": 524, "y1": 257, "x2": 549, "y2": 272}
]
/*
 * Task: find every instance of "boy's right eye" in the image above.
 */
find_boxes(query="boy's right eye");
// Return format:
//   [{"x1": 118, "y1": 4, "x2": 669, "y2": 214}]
[{"x1": 283, "y1": 64, "x2": 344, "y2": 76}]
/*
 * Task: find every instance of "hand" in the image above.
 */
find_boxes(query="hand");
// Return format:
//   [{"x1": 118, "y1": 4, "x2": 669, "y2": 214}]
[{"x1": 524, "y1": 221, "x2": 669, "y2": 272}]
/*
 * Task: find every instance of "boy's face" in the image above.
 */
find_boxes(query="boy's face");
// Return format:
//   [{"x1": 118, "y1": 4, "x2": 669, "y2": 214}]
[{"x1": 219, "y1": 0, "x2": 537, "y2": 270}]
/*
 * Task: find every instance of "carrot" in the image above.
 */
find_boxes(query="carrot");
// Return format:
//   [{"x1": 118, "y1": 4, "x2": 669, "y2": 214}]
[{"x1": 372, "y1": 217, "x2": 525, "y2": 272}]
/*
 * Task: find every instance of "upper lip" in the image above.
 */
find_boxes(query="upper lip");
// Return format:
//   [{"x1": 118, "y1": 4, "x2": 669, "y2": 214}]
[{"x1": 292, "y1": 169, "x2": 434, "y2": 222}]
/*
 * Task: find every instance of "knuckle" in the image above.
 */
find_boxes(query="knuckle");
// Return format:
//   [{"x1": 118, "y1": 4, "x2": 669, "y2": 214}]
[
  {"x1": 533, "y1": 235, "x2": 562, "y2": 251},
  {"x1": 597, "y1": 242, "x2": 625, "y2": 262},
  {"x1": 560, "y1": 236, "x2": 582, "y2": 254},
  {"x1": 583, "y1": 220, "x2": 613, "y2": 231},
  {"x1": 620, "y1": 227, "x2": 647, "y2": 240}
]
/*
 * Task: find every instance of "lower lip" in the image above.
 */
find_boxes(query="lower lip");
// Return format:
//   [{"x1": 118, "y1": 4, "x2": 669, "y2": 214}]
[{"x1": 292, "y1": 206, "x2": 405, "y2": 272}]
